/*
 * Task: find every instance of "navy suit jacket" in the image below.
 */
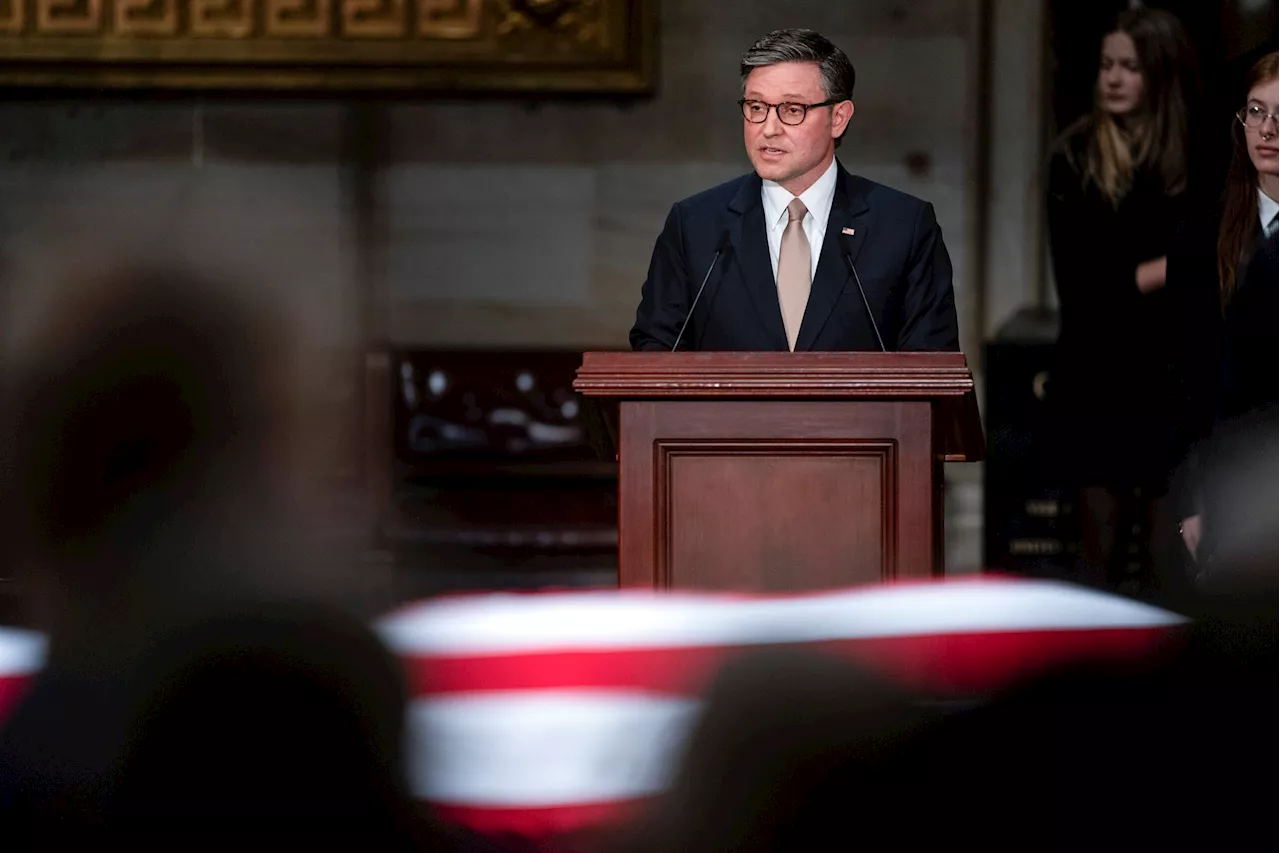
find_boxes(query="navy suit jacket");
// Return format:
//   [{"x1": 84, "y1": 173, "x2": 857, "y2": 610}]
[{"x1": 629, "y1": 160, "x2": 960, "y2": 352}]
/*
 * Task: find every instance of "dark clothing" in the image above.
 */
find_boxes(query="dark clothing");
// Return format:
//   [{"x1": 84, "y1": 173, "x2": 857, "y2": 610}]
[
  {"x1": 1046, "y1": 125, "x2": 1190, "y2": 489},
  {"x1": 1218, "y1": 230, "x2": 1279, "y2": 420},
  {"x1": 1165, "y1": 214, "x2": 1228, "y2": 438},
  {"x1": 1162, "y1": 211, "x2": 1229, "y2": 522},
  {"x1": 629, "y1": 160, "x2": 959, "y2": 353},
  {"x1": 1075, "y1": 485, "x2": 1184, "y2": 596},
  {"x1": 1045, "y1": 124, "x2": 1195, "y2": 601},
  {"x1": 1165, "y1": 221, "x2": 1277, "y2": 509},
  {"x1": 1170, "y1": 227, "x2": 1278, "y2": 585}
]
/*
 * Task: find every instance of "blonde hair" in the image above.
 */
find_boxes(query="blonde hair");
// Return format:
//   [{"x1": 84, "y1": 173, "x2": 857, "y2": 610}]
[{"x1": 1087, "y1": 114, "x2": 1148, "y2": 202}]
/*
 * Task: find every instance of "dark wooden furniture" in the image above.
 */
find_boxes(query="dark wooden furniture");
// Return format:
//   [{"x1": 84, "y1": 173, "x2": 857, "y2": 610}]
[
  {"x1": 364, "y1": 349, "x2": 618, "y2": 579},
  {"x1": 574, "y1": 352, "x2": 984, "y2": 591},
  {"x1": 983, "y1": 308, "x2": 1079, "y2": 577}
]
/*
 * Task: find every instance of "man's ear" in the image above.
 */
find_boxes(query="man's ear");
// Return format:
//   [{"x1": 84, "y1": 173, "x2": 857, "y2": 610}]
[{"x1": 832, "y1": 101, "x2": 855, "y2": 138}]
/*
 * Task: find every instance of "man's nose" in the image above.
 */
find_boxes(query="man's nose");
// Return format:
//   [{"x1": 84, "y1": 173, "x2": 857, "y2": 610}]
[{"x1": 761, "y1": 107, "x2": 785, "y2": 135}]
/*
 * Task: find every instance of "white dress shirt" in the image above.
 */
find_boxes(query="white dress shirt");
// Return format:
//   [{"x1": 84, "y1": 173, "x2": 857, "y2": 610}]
[
  {"x1": 1258, "y1": 187, "x2": 1278, "y2": 238},
  {"x1": 761, "y1": 157, "x2": 838, "y2": 283}
]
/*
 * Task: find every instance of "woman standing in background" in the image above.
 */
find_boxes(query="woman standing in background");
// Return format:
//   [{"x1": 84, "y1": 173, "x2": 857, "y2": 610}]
[{"x1": 1046, "y1": 7, "x2": 1199, "y2": 596}]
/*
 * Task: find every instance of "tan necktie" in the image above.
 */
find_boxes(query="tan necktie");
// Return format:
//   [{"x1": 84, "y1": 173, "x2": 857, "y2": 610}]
[{"x1": 777, "y1": 198, "x2": 811, "y2": 351}]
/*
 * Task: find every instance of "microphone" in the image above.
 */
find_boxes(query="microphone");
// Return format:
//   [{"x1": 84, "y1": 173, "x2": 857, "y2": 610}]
[
  {"x1": 671, "y1": 229, "x2": 732, "y2": 352},
  {"x1": 839, "y1": 232, "x2": 887, "y2": 352}
]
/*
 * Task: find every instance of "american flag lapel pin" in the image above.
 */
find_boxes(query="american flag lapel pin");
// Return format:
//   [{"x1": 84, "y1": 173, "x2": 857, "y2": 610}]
[{"x1": 841, "y1": 227, "x2": 856, "y2": 236}]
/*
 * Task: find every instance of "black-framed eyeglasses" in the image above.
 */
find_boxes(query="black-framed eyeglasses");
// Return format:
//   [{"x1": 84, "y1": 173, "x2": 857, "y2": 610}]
[
  {"x1": 1237, "y1": 103, "x2": 1279, "y2": 130},
  {"x1": 739, "y1": 98, "x2": 841, "y2": 126}
]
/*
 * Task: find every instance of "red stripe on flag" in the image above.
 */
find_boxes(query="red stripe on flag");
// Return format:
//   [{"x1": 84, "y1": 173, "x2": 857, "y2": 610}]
[
  {"x1": 432, "y1": 798, "x2": 652, "y2": 842},
  {"x1": 838, "y1": 626, "x2": 1182, "y2": 693},
  {"x1": 404, "y1": 626, "x2": 1185, "y2": 698},
  {"x1": 0, "y1": 673, "x2": 36, "y2": 722}
]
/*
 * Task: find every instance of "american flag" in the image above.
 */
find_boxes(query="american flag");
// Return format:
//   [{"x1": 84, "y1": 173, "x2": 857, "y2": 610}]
[{"x1": 376, "y1": 576, "x2": 1186, "y2": 839}]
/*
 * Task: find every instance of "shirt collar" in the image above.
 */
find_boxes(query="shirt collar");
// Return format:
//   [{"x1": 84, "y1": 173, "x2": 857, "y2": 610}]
[
  {"x1": 761, "y1": 157, "x2": 839, "y2": 232},
  {"x1": 1258, "y1": 187, "x2": 1278, "y2": 233}
]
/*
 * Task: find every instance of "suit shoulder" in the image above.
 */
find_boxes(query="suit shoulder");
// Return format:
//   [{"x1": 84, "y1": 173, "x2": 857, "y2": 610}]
[{"x1": 845, "y1": 174, "x2": 933, "y2": 218}]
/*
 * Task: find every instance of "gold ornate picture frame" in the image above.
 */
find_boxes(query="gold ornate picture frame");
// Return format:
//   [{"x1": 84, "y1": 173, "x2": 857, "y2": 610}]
[{"x1": 0, "y1": 1, "x2": 655, "y2": 92}]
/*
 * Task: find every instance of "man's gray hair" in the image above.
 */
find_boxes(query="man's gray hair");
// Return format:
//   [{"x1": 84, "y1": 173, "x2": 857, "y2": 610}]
[{"x1": 739, "y1": 29, "x2": 856, "y2": 103}]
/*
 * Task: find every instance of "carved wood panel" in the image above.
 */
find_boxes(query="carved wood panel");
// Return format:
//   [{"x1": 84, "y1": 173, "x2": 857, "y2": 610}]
[
  {"x1": 657, "y1": 441, "x2": 897, "y2": 592},
  {"x1": 0, "y1": 0, "x2": 654, "y2": 91}
]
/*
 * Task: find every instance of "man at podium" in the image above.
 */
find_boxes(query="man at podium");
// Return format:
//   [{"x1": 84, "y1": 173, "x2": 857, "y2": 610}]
[{"x1": 630, "y1": 29, "x2": 960, "y2": 354}]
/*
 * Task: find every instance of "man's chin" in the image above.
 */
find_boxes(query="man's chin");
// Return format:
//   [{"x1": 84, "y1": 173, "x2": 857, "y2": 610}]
[{"x1": 751, "y1": 161, "x2": 794, "y2": 183}]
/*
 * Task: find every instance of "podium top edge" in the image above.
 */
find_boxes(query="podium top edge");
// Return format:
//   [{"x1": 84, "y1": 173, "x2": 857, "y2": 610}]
[
  {"x1": 577, "y1": 351, "x2": 970, "y2": 365},
  {"x1": 573, "y1": 351, "x2": 975, "y2": 397},
  {"x1": 572, "y1": 351, "x2": 984, "y2": 457}
]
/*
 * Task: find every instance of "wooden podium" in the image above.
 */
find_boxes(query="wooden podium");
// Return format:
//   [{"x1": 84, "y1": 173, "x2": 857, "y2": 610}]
[{"x1": 574, "y1": 352, "x2": 983, "y2": 591}]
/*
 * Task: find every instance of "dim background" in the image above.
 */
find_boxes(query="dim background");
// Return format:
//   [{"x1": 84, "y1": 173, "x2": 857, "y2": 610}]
[{"x1": 0, "y1": 0, "x2": 1274, "y2": 615}]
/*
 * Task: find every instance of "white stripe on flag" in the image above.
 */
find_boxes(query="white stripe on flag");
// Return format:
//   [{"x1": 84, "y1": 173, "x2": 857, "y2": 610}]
[
  {"x1": 407, "y1": 691, "x2": 699, "y2": 807},
  {"x1": 0, "y1": 628, "x2": 47, "y2": 674},
  {"x1": 378, "y1": 580, "x2": 1186, "y2": 655}
]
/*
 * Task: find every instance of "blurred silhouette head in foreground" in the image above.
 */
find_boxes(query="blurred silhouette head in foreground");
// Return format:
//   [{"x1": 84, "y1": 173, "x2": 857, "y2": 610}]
[
  {"x1": 1, "y1": 259, "x2": 337, "y2": 650},
  {"x1": 0, "y1": 260, "x2": 422, "y2": 844}
]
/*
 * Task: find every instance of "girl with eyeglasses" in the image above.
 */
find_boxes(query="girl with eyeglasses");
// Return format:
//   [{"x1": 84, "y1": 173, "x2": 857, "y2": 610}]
[
  {"x1": 1045, "y1": 8, "x2": 1200, "y2": 597},
  {"x1": 1167, "y1": 51, "x2": 1278, "y2": 593}
]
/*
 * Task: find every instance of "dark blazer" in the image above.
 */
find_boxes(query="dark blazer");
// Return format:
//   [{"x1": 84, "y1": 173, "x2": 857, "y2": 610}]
[
  {"x1": 1165, "y1": 221, "x2": 1277, "y2": 523},
  {"x1": 629, "y1": 160, "x2": 959, "y2": 352},
  {"x1": 1218, "y1": 230, "x2": 1278, "y2": 421},
  {"x1": 1179, "y1": 231, "x2": 1278, "y2": 569}
]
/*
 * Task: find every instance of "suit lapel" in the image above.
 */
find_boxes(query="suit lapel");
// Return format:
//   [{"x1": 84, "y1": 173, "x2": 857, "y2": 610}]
[
  {"x1": 728, "y1": 176, "x2": 789, "y2": 351},
  {"x1": 795, "y1": 164, "x2": 871, "y2": 351}
]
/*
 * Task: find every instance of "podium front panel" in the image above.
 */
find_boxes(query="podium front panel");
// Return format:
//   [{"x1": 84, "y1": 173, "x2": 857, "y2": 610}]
[{"x1": 618, "y1": 399, "x2": 935, "y2": 590}]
